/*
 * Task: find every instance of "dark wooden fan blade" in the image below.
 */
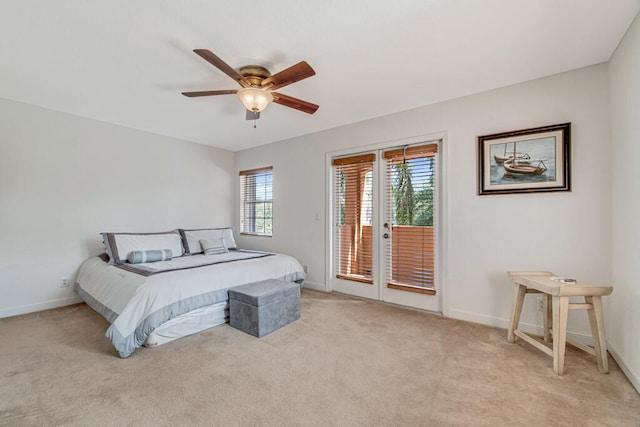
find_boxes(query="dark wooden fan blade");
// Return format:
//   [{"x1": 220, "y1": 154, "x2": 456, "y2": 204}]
[
  {"x1": 272, "y1": 92, "x2": 319, "y2": 114},
  {"x1": 182, "y1": 89, "x2": 238, "y2": 97},
  {"x1": 261, "y1": 61, "x2": 315, "y2": 90},
  {"x1": 193, "y1": 49, "x2": 249, "y2": 87}
]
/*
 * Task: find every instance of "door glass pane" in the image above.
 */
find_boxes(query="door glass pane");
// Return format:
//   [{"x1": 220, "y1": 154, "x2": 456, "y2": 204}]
[
  {"x1": 387, "y1": 149, "x2": 436, "y2": 290},
  {"x1": 334, "y1": 156, "x2": 374, "y2": 283}
]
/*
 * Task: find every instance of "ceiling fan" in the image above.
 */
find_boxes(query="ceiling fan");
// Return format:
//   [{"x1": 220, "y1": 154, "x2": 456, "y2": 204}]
[{"x1": 182, "y1": 49, "x2": 319, "y2": 122}]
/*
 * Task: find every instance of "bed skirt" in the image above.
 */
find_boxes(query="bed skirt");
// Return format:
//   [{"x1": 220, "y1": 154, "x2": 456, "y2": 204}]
[{"x1": 144, "y1": 301, "x2": 229, "y2": 347}]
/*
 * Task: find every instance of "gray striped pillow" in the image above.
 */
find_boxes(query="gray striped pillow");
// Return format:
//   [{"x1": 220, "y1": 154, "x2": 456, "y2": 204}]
[
  {"x1": 127, "y1": 249, "x2": 173, "y2": 264},
  {"x1": 200, "y1": 238, "x2": 228, "y2": 255}
]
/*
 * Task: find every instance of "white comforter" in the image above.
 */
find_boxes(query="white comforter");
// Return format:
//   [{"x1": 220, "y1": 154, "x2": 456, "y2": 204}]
[{"x1": 75, "y1": 251, "x2": 304, "y2": 358}]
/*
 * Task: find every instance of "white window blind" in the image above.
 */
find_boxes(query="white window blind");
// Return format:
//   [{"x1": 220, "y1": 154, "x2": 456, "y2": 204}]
[
  {"x1": 240, "y1": 166, "x2": 273, "y2": 236},
  {"x1": 384, "y1": 144, "x2": 438, "y2": 292},
  {"x1": 333, "y1": 153, "x2": 375, "y2": 284}
]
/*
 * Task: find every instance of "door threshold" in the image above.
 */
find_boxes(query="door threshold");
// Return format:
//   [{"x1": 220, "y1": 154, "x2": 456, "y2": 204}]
[{"x1": 331, "y1": 291, "x2": 443, "y2": 316}]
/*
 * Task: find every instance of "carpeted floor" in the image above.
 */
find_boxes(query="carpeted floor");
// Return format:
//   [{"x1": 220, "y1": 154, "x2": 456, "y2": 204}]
[{"x1": 1, "y1": 289, "x2": 638, "y2": 426}]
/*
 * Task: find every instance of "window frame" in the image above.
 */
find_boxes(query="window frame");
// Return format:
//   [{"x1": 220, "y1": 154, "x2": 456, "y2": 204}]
[{"x1": 239, "y1": 166, "x2": 273, "y2": 237}]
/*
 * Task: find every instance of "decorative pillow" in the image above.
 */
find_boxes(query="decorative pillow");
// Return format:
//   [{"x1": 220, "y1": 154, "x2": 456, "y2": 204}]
[
  {"x1": 101, "y1": 231, "x2": 184, "y2": 265},
  {"x1": 200, "y1": 238, "x2": 228, "y2": 256},
  {"x1": 127, "y1": 249, "x2": 173, "y2": 264},
  {"x1": 178, "y1": 228, "x2": 237, "y2": 255}
]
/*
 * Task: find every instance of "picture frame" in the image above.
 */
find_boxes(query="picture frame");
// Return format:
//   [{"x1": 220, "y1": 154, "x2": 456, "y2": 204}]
[{"x1": 477, "y1": 123, "x2": 571, "y2": 195}]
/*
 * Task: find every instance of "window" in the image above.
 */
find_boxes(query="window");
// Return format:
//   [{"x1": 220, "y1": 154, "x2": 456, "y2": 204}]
[{"x1": 240, "y1": 166, "x2": 273, "y2": 236}]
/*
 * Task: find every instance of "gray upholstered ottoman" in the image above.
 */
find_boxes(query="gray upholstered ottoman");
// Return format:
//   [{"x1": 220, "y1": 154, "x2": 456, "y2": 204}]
[{"x1": 228, "y1": 279, "x2": 300, "y2": 337}]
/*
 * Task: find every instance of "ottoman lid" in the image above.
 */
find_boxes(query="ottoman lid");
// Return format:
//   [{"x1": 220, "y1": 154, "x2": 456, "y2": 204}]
[{"x1": 228, "y1": 279, "x2": 300, "y2": 306}]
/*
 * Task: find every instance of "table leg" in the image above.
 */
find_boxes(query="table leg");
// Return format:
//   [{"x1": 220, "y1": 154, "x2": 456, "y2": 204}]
[
  {"x1": 508, "y1": 284, "x2": 527, "y2": 343},
  {"x1": 586, "y1": 296, "x2": 609, "y2": 373},
  {"x1": 552, "y1": 296, "x2": 569, "y2": 375},
  {"x1": 544, "y1": 294, "x2": 553, "y2": 343}
]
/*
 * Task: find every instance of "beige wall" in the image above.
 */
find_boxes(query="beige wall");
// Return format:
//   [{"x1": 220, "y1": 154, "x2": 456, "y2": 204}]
[
  {"x1": 0, "y1": 98, "x2": 235, "y2": 317},
  {"x1": 609, "y1": 12, "x2": 640, "y2": 392},
  {"x1": 236, "y1": 63, "x2": 611, "y2": 350}
]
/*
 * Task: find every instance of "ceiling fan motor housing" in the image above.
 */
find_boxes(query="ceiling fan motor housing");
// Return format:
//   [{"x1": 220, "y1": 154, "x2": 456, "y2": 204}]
[{"x1": 239, "y1": 65, "x2": 271, "y2": 87}]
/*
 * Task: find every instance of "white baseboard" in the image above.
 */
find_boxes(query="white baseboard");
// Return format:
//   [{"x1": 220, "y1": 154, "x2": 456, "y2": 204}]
[
  {"x1": 301, "y1": 281, "x2": 327, "y2": 292},
  {"x1": 447, "y1": 308, "x2": 594, "y2": 345},
  {"x1": 4, "y1": 283, "x2": 329, "y2": 318},
  {"x1": 607, "y1": 340, "x2": 640, "y2": 394},
  {"x1": 448, "y1": 308, "x2": 509, "y2": 329},
  {"x1": 0, "y1": 296, "x2": 82, "y2": 319}
]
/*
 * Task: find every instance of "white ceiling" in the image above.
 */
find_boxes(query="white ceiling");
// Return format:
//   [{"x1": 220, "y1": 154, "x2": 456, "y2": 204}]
[{"x1": 1, "y1": 1, "x2": 638, "y2": 151}]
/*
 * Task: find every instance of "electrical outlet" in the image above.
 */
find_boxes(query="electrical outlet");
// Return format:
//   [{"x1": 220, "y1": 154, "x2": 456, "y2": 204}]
[
  {"x1": 61, "y1": 277, "x2": 69, "y2": 288},
  {"x1": 303, "y1": 265, "x2": 309, "y2": 274},
  {"x1": 537, "y1": 296, "x2": 544, "y2": 311}
]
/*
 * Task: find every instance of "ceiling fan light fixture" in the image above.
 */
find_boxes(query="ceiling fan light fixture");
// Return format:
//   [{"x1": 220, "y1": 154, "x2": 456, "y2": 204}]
[{"x1": 236, "y1": 87, "x2": 273, "y2": 112}]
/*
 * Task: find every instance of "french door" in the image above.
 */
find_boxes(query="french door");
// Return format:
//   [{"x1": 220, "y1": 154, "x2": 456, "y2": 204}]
[{"x1": 331, "y1": 141, "x2": 441, "y2": 312}]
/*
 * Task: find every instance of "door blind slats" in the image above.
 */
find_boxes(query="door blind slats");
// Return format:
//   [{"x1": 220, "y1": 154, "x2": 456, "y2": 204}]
[
  {"x1": 384, "y1": 144, "x2": 437, "y2": 290},
  {"x1": 383, "y1": 144, "x2": 438, "y2": 161},
  {"x1": 332, "y1": 153, "x2": 376, "y2": 166},
  {"x1": 333, "y1": 154, "x2": 375, "y2": 283}
]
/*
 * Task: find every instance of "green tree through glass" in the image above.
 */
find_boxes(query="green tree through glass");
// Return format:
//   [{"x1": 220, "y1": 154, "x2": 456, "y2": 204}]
[
  {"x1": 392, "y1": 158, "x2": 433, "y2": 226},
  {"x1": 393, "y1": 162, "x2": 414, "y2": 225}
]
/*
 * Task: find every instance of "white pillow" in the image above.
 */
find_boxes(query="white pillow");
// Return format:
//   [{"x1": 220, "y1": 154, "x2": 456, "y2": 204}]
[
  {"x1": 179, "y1": 228, "x2": 237, "y2": 254},
  {"x1": 101, "y1": 231, "x2": 184, "y2": 265},
  {"x1": 200, "y1": 238, "x2": 228, "y2": 255}
]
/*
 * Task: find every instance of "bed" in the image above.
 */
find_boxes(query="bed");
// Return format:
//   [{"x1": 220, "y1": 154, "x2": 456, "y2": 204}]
[{"x1": 74, "y1": 228, "x2": 305, "y2": 358}]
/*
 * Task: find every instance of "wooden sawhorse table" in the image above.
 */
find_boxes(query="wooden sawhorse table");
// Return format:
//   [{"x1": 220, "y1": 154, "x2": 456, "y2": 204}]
[{"x1": 507, "y1": 271, "x2": 613, "y2": 375}]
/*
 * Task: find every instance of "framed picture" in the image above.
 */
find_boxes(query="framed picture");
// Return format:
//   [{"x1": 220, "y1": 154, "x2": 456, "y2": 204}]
[{"x1": 477, "y1": 123, "x2": 571, "y2": 195}]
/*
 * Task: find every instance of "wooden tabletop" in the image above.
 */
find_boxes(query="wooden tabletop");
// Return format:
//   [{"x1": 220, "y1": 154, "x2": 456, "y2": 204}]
[{"x1": 508, "y1": 271, "x2": 613, "y2": 297}]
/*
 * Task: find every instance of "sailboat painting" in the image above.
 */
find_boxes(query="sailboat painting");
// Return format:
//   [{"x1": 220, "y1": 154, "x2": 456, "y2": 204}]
[
  {"x1": 478, "y1": 123, "x2": 571, "y2": 195},
  {"x1": 493, "y1": 142, "x2": 531, "y2": 164},
  {"x1": 494, "y1": 138, "x2": 552, "y2": 178}
]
